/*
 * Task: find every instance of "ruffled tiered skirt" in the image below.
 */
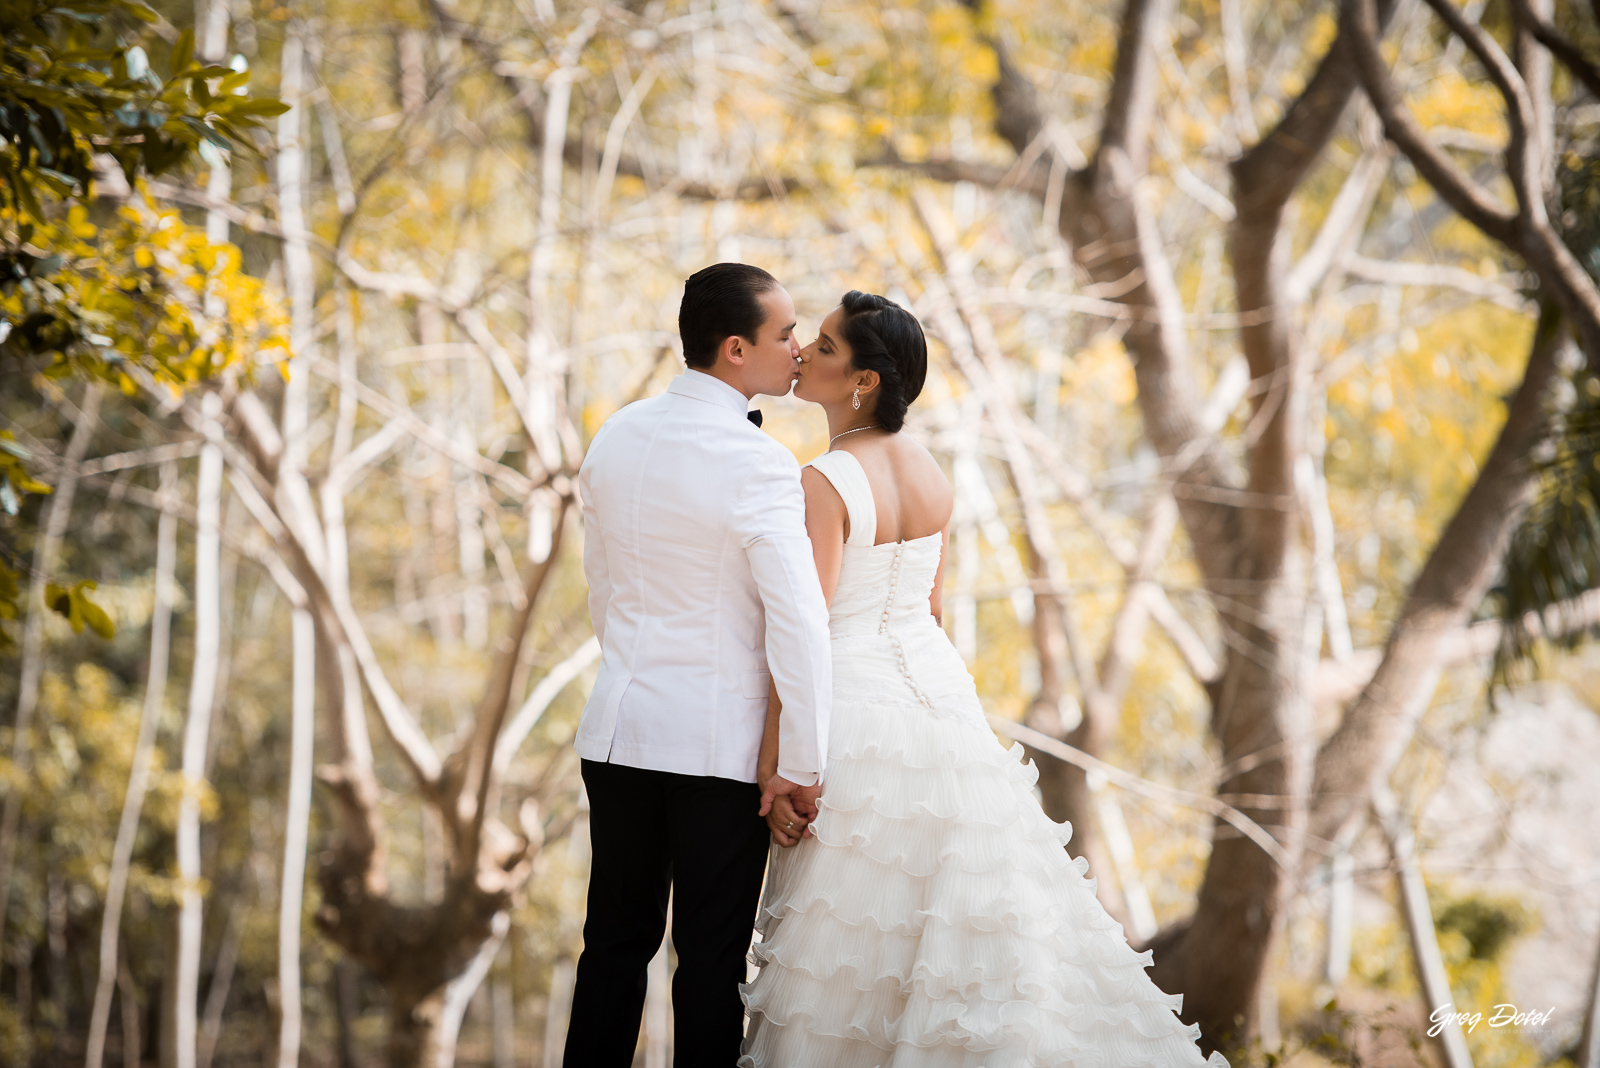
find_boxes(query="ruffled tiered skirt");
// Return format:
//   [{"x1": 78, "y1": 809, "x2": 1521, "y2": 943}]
[{"x1": 740, "y1": 627, "x2": 1228, "y2": 1068}]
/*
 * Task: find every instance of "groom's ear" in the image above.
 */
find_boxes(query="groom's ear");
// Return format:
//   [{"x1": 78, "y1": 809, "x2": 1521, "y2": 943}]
[{"x1": 722, "y1": 333, "x2": 748, "y2": 367}]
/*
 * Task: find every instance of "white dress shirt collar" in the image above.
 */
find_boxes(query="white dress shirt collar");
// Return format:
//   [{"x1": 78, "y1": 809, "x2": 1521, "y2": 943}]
[{"x1": 668, "y1": 369, "x2": 752, "y2": 417}]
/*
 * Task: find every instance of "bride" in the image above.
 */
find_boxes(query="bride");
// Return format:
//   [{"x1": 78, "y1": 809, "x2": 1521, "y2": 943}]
[{"x1": 741, "y1": 291, "x2": 1228, "y2": 1068}]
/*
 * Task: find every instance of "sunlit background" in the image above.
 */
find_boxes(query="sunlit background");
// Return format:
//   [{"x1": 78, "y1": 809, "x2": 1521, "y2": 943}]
[{"x1": 3, "y1": 0, "x2": 1600, "y2": 1065}]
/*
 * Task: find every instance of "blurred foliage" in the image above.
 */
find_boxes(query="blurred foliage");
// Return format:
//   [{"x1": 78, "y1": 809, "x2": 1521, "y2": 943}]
[
  {"x1": 1350, "y1": 885, "x2": 1546, "y2": 1068},
  {"x1": 0, "y1": 663, "x2": 186, "y2": 1061},
  {"x1": 0, "y1": 0, "x2": 289, "y2": 379},
  {"x1": 1431, "y1": 886, "x2": 1534, "y2": 963},
  {"x1": 0, "y1": 0, "x2": 290, "y2": 647}
]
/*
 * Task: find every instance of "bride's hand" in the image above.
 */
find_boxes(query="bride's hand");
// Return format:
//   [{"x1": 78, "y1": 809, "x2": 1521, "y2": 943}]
[
  {"x1": 766, "y1": 794, "x2": 810, "y2": 847},
  {"x1": 792, "y1": 781, "x2": 823, "y2": 820}
]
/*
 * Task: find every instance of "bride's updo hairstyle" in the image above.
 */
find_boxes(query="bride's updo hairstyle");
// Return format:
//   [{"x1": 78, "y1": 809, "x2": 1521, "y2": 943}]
[{"x1": 839, "y1": 291, "x2": 927, "y2": 433}]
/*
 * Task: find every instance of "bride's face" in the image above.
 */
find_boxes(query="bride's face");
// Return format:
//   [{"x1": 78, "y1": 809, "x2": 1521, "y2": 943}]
[{"x1": 795, "y1": 306, "x2": 868, "y2": 409}]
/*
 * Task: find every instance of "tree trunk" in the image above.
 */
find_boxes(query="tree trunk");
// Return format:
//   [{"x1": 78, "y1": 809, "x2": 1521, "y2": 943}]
[
  {"x1": 175, "y1": 404, "x2": 226, "y2": 1068},
  {"x1": 376, "y1": 907, "x2": 510, "y2": 1068},
  {"x1": 274, "y1": 30, "x2": 316, "y2": 1068},
  {"x1": 543, "y1": 957, "x2": 576, "y2": 1068},
  {"x1": 275, "y1": 609, "x2": 315, "y2": 1068},
  {"x1": 200, "y1": 0, "x2": 231, "y2": 246},
  {"x1": 490, "y1": 968, "x2": 515, "y2": 1068},
  {"x1": 197, "y1": 903, "x2": 241, "y2": 1068},
  {"x1": 1139, "y1": 0, "x2": 1413, "y2": 1038},
  {"x1": 87, "y1": 459, "x2": 179, "y2": 1068},
  {"x1": 118, "y1": 940, "x2": 142, "y2": 1068},
  {"x1": 334, "y1": 958, "x2": 360, "y2": 1068}
]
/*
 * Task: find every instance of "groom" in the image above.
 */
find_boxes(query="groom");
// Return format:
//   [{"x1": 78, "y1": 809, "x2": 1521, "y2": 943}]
[{"x1": 565, "y1": 263, "x2": 833, "y2": 1066}]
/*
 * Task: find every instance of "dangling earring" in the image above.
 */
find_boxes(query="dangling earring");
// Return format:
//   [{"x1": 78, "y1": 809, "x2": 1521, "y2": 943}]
[{"x1": 851, "y1": 387, "x2": 861, "y2": 410}]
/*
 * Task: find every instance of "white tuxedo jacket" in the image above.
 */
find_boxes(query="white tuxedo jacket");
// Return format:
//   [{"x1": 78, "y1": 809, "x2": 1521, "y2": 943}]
[{"x1": 575, "y1": 370, "x2": 832, "y2": 786}]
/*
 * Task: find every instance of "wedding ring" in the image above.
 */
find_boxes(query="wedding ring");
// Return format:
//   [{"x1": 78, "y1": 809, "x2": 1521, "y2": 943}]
[{"x1": 786, "y1": 821, "x2": 794, "y2": 829}]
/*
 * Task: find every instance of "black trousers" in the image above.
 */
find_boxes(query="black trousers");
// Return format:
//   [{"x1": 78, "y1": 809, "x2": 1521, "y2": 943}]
[{"x1": 564, "y1": 759, "x2": 770, "y2": 1068}]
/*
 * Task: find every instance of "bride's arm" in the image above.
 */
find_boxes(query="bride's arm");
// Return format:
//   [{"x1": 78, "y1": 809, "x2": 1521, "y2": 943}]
[
  {"x1": 757, "y1": 676, "x2": 781, "y2": 790},
  {"x1": 929, "y1": 526, "x2": 951, "y2": 626},
  {"x1": 800, "y1": 467, "x2": 847, "y2": 606},
  {"x1": 758, "y1": 678, "x2": 807, "y2": 847},
  {"x1": 755, "y1": 467, "x2": 847, "y2": 842}
]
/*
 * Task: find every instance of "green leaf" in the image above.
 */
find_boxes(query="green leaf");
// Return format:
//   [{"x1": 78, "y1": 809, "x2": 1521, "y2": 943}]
[
  {"x1": 227, "y1": 97, "x2": 290, "y2": 118},
  {"x1": 217, "y1": 69, "x2": 250, "y2": 96},
  {"x1": 177, "y1": 115, "x2": 229, "y2": 150},
  {"x1": 35, "y1": 167, "x2": 80, "y2": 194},
  {"x1": 43, "y1": 580, "x2": 114, "y2": 639},
  {"x1": 79, "y1": 595, "x2": 114, "y2": 639},
  {"x1": 169, "y1": 28, "x2": 194, "y2": 75},
  {"x1": 15, "y1": 176, "x2": 42, "y2": 221},
  {"x1": 0, "y1": 436, "x2": 33, "y2": 461},
  {"x1": 46, "y1": 582, "x2": 74, "y2": 621}
]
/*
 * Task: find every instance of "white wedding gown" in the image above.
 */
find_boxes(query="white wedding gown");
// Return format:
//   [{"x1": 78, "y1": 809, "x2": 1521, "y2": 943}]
[{"x1": 740, "y1": 451, "x2": 1229, "y2": 1068}]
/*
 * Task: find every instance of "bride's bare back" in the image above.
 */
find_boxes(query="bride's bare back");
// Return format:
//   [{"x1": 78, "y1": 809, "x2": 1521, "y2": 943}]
[{"x1": 801, "y1": 430, "x2": 953, "y2": 612}]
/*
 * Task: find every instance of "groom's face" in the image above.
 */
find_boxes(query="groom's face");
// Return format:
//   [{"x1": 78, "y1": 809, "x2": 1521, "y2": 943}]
[{"x1": 729, "y1": 286, "x2": 801, "y2": 397}]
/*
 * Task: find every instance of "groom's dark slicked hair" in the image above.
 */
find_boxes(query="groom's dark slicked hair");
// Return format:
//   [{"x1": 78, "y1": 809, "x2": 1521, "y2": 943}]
[{"x1": 679, "y1": 263, "x2": 780, "y2": 370}]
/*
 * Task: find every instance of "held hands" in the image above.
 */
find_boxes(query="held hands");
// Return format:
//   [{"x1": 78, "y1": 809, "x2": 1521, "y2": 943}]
[
  {"x1": 766, "y1": 794, "x2": 810, "y2": 847},
  {"x1": 759, "y1": 773, "x2": 823, "y2": 849}
]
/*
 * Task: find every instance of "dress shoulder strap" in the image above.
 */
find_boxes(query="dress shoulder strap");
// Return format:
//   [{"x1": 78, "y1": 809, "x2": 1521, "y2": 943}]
[{"x1": 805, "y1": 450, "x2": 877, "y2": 547}]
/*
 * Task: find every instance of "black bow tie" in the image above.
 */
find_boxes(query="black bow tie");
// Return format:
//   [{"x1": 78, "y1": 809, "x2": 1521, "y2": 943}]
[{"x1": 747, "y1": 409, "x2": 763, "y2": 428}]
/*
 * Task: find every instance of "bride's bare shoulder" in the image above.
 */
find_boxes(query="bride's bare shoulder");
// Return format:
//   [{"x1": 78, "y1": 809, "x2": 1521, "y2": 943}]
[
  {"x1": 887, "y1": 435, "x2": 950, "y2": 493},
  {"x1": 841, "y1": 434, "x2": 952, "y2": 533}
]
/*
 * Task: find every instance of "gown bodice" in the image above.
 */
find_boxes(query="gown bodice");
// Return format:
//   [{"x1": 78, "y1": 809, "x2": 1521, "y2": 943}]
[
  {"x1": 808, "y1": 449, "x2": 945, "y2": 639},
  {"x1": 805, "y1": 449, "x2": 983, "y2": 725}
]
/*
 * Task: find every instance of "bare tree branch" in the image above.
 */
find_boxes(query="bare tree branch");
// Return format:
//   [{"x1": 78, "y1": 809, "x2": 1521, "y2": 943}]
[
  {"x1": 1509, "y1": 0, "x2": 1600, "y2": 101},
  {"x1": 990, "y1": 718, "x2": 1292, "y2": 869},
  {"x1": 1342, "y1": 254, "x2": 1529, "y2": 309},
  {"x1": 451, "y1": 499, "x2": 571, "y2": 877},
  {"x1": 1315, "y1": 580, "x2": 1600, "y2": 707},
  {"x1": 306, "y1": 357, "x2": 535, "y2": 496},
  {"x1": 1285, "y1": 147, "x2": 1392, "y2": 303},
  {"x1": 1411, "y1": 0, "x2": 1600, "y2": 358},
  {"x1": 494, "y1": 636, "x2": 602, "y2": 777},
  {"x1": 225, "y1": 388, "x2": 445, "y2": 787},
  {"x1": 1342, "y1": 0, "x2": 1520, "y2": 246}
]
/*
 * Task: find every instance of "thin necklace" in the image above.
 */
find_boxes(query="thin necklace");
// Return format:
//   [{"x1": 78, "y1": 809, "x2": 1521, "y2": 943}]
[{"x1": 830, "y1": 424, "x2": 884, "y2": 444}]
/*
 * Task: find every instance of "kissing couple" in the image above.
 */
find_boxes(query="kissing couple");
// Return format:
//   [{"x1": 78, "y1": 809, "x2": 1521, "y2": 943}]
[{"x1": 563, "y1": 263, "x2": 1229, "y2": 1067}]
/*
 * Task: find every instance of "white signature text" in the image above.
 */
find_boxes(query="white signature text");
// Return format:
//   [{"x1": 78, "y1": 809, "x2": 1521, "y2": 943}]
[{"x1": 1429, "y1": 1003, "x2": 1554, "y2": 1037}]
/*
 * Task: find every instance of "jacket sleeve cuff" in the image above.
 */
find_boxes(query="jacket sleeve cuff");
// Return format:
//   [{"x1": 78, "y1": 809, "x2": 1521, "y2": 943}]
[{"x1": 777, "y1": 767, "x2": 818, "y2": 788}]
